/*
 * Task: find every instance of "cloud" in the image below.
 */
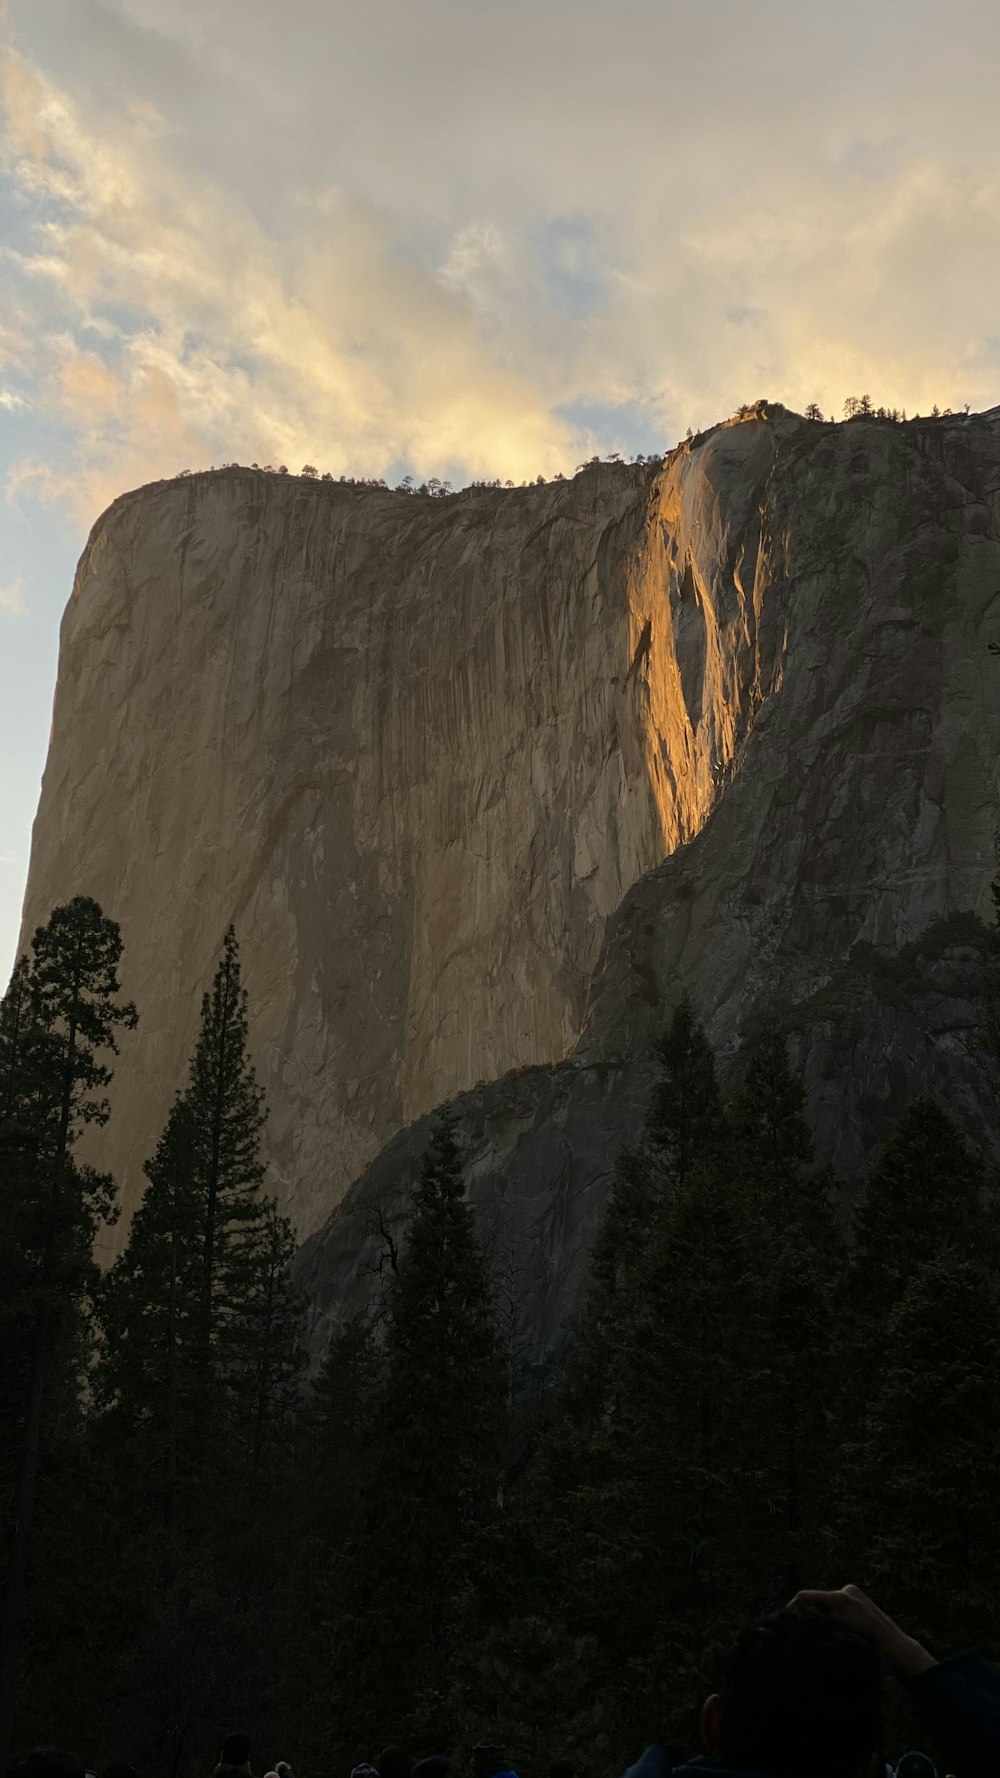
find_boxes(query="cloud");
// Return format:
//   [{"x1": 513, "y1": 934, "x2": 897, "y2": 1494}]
[
  {"x1": 0, "y1": 578, "x2": 24, "y2": 616},
  {"x1": 0, "y1": 390, "x2": 27, "y2": 410},
  {"x1": 2, "y1": 0, "x2": 1000, "y2": 532},
  {"x1": 0, "y1": 37, "x2": 582, "y2": 521}
]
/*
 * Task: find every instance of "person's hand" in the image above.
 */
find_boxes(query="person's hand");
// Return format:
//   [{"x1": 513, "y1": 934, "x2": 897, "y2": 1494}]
[{"x1": 787, "y1": 1583, "x2": 936, "y2": 1679}]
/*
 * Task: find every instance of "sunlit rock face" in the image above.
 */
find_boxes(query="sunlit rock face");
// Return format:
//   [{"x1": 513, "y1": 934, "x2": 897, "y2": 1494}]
[
  {"x1": 293, "y1": 407, "x2": 1000, "y2": 1360},
  {"x1": 21, "y1": 419, "x2": 785, "y2": 1250},
  {"x1": 23, "y1": 405, "x2": 1000, "y2": 1328}
]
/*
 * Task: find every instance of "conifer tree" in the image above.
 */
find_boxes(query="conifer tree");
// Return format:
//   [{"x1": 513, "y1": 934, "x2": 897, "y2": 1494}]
[
  {"x1": 285, "y1": 1316, "x2": 378, "y2": 1769},
  {"x1": 222, "y1": 1201, "x2": 306, "y2": 1474},
  {"x1": 186, "y1": 925, "x2": 268, "y2": 1413},
  {"x1": 729, "y1": 1029, "x2": 845, "y2": 1591},
  {"x1": 0, "y1": 898, "x2": 136, "y2": 1769},
  {"x1": 848, "y1": 1097, "x2": 996, "y2": 1317},
  {"x1": 88, "y1": 928, "x2": 305, "y2": 1759},
  {"x1": 617, "y1": 1139, "x2": 773, "y2": 1741},
  {"x1": 96, "y1": 927, "x2": 277, "y2": 1535},
  {"x1": 96, "y1": 1096, "x2": 203, "y2": 1542},
  {"x1": 832, "y1": 1096, "x2": 1000, "y2": 1611},
  {"x1": 645, "y1": 991, "x2": 727, "y2": 1187},
  {"x1": 336, "y1": 1115, "x2": 508, "y2": 1752},
  {"x1": 301, "y1": 1313, "x2": 377, "y2": 1530},
  {"x1": 530, "y1": 996, "x2": 739, "y2": 1762},
  {"x1": 836, "y1": 1248, "x2": 1000, "y2": 1663},
  {"x1": 554, "y1": 993, "x2": 728, "y2": 1466}
]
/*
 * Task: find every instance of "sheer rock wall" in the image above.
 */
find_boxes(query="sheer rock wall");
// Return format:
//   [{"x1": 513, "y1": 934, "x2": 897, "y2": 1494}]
[
  {"x1": 21, "y1": 417, "x2": 785, "y2": 1250},
  {"x1": 23, "y1": 405, "x2": 1000, "y2": 1336},
  {"x1": 292, "y1": 408, "x2": 1000, "y2": 1359}
]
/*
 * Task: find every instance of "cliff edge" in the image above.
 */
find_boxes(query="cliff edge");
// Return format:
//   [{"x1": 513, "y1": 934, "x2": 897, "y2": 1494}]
[
  {"x1": 21, "y1": 413, "x2": 786, "y2": 1248},
  {"x1": 20, "y1": 405, "x2": 1000, "y2": 1320},
  {"x1": 292, "y1": 405, "x2": 1000, "y2": 1359}
]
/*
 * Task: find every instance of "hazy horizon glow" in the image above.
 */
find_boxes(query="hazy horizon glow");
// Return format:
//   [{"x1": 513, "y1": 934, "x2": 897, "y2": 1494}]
[{"x1": 3, "y1": 0, "x2": 1000, "y2": 976}]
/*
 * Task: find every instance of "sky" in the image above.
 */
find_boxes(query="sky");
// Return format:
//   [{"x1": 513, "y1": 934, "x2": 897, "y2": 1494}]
[{"x1": 3, "y1": 0, "x2": 1000, "y2": 978}]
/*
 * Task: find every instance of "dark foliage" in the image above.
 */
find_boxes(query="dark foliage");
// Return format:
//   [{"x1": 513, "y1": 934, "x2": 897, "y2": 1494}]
[{"x1": 4, "y1": 904, "x2": 1000, "y2": 1775}]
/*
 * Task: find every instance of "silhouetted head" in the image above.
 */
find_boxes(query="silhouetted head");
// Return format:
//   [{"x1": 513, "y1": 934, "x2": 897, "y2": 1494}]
[
  {"x1": 101, "y1": 1763, "x2": 138, "y2": 1778},
  {"x1": 700, "y1": 1605, "x2": 884, "y2": 1778},
  {"x1": 221, "y1": 1740, "x2": 251, "y2": 1775},
  {"x1": 377, "y1": 1750, "x2": 411, "y2": 1778},
  {"x1": 549, "y1": 1763, "x2": 575, "y2": 1778},
  {"x1": 412, "y1": 1760, "x2": 449, "y2": 1778},
  {"x1": 895, "y1": 1757, "x2": 937, "y2": 1778}
]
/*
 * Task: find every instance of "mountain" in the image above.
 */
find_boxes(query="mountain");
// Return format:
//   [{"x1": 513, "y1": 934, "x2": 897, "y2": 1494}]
[{"x1": 19, "y1": 404, "x2": 1000, "y2": 1346}]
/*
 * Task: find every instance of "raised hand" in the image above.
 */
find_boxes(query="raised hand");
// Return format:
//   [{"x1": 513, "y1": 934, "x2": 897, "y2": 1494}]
[{"x1": 787, "y1": 1583, "x2": 936, "y2": 1679}]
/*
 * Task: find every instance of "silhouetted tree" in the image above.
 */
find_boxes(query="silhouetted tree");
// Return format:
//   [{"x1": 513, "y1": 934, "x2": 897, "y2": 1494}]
[
  {"x1": 336, "y1": 1115, "x2": 508, "y2": 1752},
  {"x1": 0, "y1": 899, "x2": 136, "y2": 1769}
]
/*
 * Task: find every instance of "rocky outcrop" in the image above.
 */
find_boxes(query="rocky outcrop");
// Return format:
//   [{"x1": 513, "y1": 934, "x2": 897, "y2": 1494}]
[
  {"x1": 21, "y1": 419, "x2": 783, "y2": 1250},
  {"x1": 21, "y1": 404, "x2": 1000, "y2": 1328},
  {"x1": 293, "y1": 407, "x2": 1000, "y2": 1360}
]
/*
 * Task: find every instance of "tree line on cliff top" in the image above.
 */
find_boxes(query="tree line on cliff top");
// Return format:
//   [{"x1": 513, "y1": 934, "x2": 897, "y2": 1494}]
[
  {"x1": 171, "y1": 399, "x2": 975, "y2": 490},
  {"x1": 3, "y1": 898, "x2": 1000, "y2": 1776}
]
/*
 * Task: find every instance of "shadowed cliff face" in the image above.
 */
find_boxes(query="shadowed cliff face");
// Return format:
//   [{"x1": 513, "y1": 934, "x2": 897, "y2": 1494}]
[
  {"x1": 20, "y1": 416, "x2": 790, "y2": 1251},
  {"x1": 22, "y1": 405, "x2": 1000, "y2": 1324},
  {"x1": 292, "y1": 407, "x2": 1000, "y2": 1361}
]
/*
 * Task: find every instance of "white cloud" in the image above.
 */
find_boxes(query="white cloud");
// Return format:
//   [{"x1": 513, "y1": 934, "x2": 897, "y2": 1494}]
[
  {"x1": 0, "y1": 390, "x2": 27, "y2": 410},
  {"x1": 0, "y1": 579, "x2": 24, "y2": 616},
  {"x1": 1, "y1": 0, "x2": 1000, "y2": 530}
]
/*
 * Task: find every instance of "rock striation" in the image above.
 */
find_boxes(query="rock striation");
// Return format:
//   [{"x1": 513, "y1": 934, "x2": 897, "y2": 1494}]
[
  {"x1": 20, "y1": 425, "x2": 774, "y2": 1250},
  {"x1": 20, "y1": 404, "x2": 1000, "y2": 1333},
  {"x1": 293, "y1": 406, "x2": 1000, "y2": 1361}
]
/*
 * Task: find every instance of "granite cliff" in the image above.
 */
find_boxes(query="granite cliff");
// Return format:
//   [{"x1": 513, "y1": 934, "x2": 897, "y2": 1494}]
[{"x1": 20, "y1": 404, "x2": 1000, "y2": 1339}]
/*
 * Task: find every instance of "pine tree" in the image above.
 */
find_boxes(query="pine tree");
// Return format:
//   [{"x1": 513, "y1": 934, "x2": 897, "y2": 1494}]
[
  {"x1": 95, "y1": 927, "x2": 280, "y2": 1547},
  {"x1": 0, "y1": 898, "x2": 136, "y2": 1768},
  {"x1": 284, "y1": 1316, "x2": 379, "y2": 1770},
  {"x1": 645, "y1": 991, "x2": 727, "y2": 1189},
  {"x1": 831, "y1": 1098, "x2": 1000, "y2": 1635},
  {"x1": 301, "y1": 1313, "x2": 378, "y2": 1532},
  {"x1": 87, "y1": 929, "x2": 306, "y2": 1766},
  {"x1": 838, "y1": 1249, "x2": 1000, "y2": 1658},
  {"x1": 527, "y1": 996, "x2": 739, "y2": 1764},
  {"x1": 186, "y1": 925, "x2": 268, "y2": 1415},
  {"x1": 222, "y1": 1201, "x2": 306, "y2": 1476},
  {"x1": 848, "y1": 1098, "x2": 996, "y2": 1317},
  {"x1": 536, "y1": 995, "x2": 728, "y2": 1594},
  {"x1": 729, "y1": 1029, "x2": 845, "y2": 1592},
  {"x1": 336, "y1": 1114, "x2": 509, "y2": 1753},
  {"x1": 617, "y1": 1143, "x2": 773, "y2": 1744},
  {"x1": 554, "y1": 1143, "x2": 655, "y2": 1444},
  {"x1": 95, "y1": 1096, "x2": 203, "y2": 1544}
]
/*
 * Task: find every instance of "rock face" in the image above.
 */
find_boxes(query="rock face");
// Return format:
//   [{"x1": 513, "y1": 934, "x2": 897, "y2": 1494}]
[
  {"x1": 20, "y1": 430, "x2": 769, "y2": 1250},
  {"x1": 293, "y1": 406, "x2": 1000, "y2": 1361},
  {"x1": 21, "y1": 404, "x2": 1000, "y2": 1328}
]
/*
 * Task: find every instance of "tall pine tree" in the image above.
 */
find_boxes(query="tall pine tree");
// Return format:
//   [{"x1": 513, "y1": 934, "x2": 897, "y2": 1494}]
[
  {"x1": 98, "y1": 928, "x2": 272, "y2": 1461},
  {"x1": 336, "y1": 1114, "x2": 509, "y2": 1754},
  {"x1": 0, "y1": 898, "x2": 136, "y2": 1768},
  {"x1": 832, "y1": 1095, "x2": 1000, "y2": 1655},
  {"x1": 95, "y1": 1096, "x2": 203, "y2": 1546},
  {"x1": 729, "y1": 1028, "x2": 845, "y2": 1592},
  {"x1": 186, "y1": 925, "x2": 269, "y2": 1416},
  {"x1": 841, "y1": 1249, "x2": 1000, "y2": 1657},
  {"x1": 284, "y1": 1316, "x2": 378, "y2": 1771},
  {"x1": 527, "y1": 995, "x2": 741, "y2": 1766},
  {"x1": 90, "y1": 927, "x2": 305, "y2": 1768}
]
